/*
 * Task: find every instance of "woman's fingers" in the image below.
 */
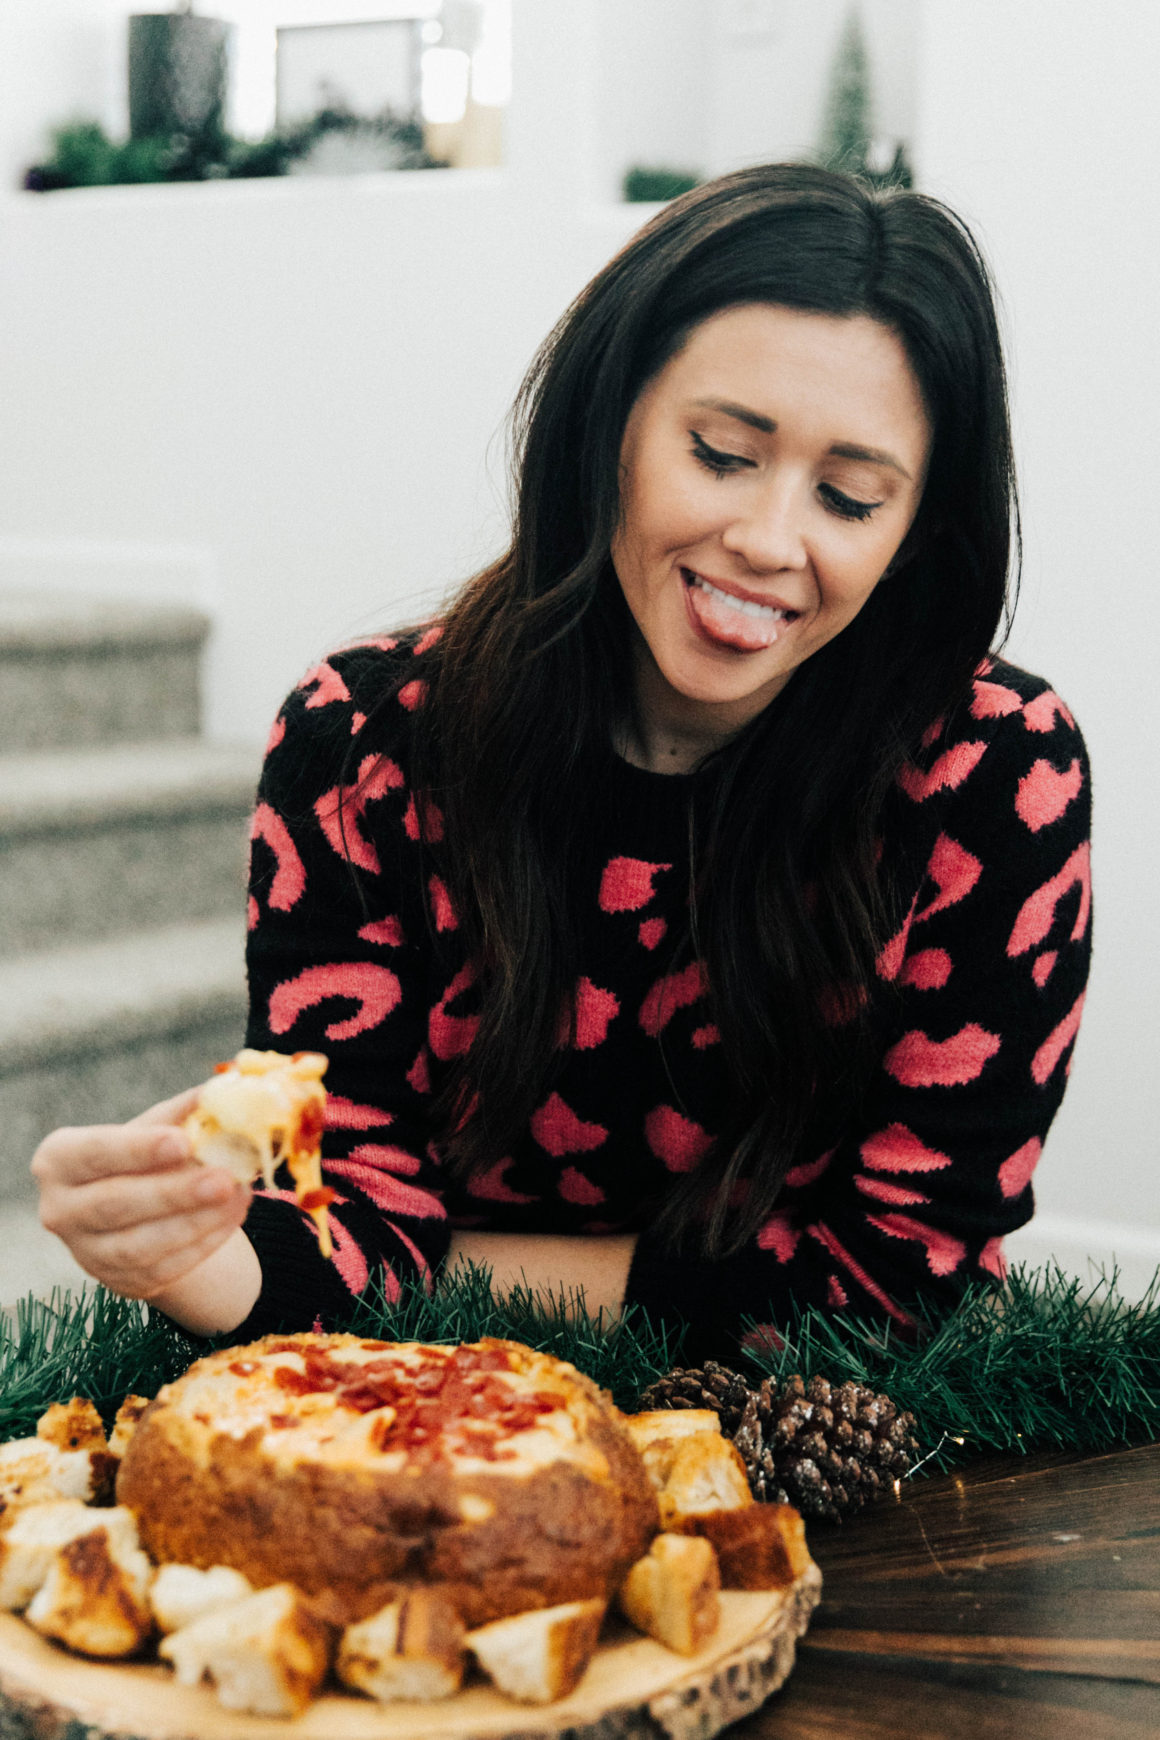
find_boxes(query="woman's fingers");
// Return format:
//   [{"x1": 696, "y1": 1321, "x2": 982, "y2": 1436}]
[
  {"x1": 54, "y1": 1164, "x2": 248, "y2": 1239},
  {"x1": 32, "y1": 1119, "x2": 192, "y2": 1191},
  {"x1": 29, "y1": 1086, "x2": 252, "y2": 1302},
  {"x1": 77, "y1": 1200, "x2": 252, "y2": 1300},
  {"x1": 128, "y1": 1086, "x2": 204, "y2": 1129}
]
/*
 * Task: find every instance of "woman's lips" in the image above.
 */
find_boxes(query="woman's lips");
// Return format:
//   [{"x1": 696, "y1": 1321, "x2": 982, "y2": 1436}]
[{"x1": 682, "y1": 568, "x2": 797, "y2": 652}]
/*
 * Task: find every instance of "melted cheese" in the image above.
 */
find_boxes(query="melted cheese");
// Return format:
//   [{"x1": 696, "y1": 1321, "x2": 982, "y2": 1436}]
[{"x1": 165, "y1": 1339, "x2": 611, "y2": 1481}]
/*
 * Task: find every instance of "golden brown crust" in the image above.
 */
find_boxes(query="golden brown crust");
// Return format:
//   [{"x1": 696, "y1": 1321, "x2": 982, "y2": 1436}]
[
  {"x1": 674, "y1": 1504, "x2": 809, "y2": 1589},
  {"x1": 117, "y1": 1335, "x2": 658, "y2": 1628},
  {"x1": 616, "y1": 1534, "x2": 721, "y2": 1657},
  {"x1": 25, "y1": 1527, "x2": 154, "y2": 1657},
  {"x1": 36, "y1": 1399, "x2": 107, "y2": 1453}
]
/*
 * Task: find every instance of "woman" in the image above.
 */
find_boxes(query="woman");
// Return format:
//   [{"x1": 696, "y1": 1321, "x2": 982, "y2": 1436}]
[{"x1": 33, "y1": 165, "x2": 1091, "y2": 1358}]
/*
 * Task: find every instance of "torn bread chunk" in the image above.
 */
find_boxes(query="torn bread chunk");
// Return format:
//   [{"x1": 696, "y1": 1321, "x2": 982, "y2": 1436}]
[
  {"x1": 108, "y1": 1394, "x2": 152, "y2": 1460},
  {"x1": 623, "y1": 1412, "x2": 733, "y2": 1497},
  {"x1": 36, "y1": 1397, "x2": 107, "y2": 1453},
  {"x1": 467, "y1": 1598, "x2": 605, "y2": 1704},
  {"x1": 656, "y1": 1431, "x2": 753, "y2": 1528},
  {"x1": 0, "y1": 1436, "x2": 109, "y2": 1512},
  {"x1": 675, "y1": 1502, "x2": 811, "y2": 1588},
  {"x1": 184, "y1": 1049, "x2": 333, "y2": 1257},
  {"x1": 150, "y1": 1562, "x2": 255, "y2": 1634},
  {"x1": 0, "y1": 1500, "x2": 134, "y2": 1611},
  {"x1": 625, "y1": 1410, "x2": 723, "y2": 1462},
  {"x1": 25, "y1": 1513, "x2": 153, "y2": 1657},
  {"x1": 617, "y1": 1533, "x2": 720, "y2": 1657},
  {"x1": 160, "y1": 1582, "x2": 332, "y2": 1717},
  {"x1": 338, "y1": 1588, "x2": 466, "y2": 1702}
]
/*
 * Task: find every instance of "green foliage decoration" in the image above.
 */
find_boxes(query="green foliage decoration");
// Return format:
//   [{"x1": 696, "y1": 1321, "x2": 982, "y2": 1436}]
[
  {"x1": 3, "y1": 1262, "x2": 1158, "y2": 1479},
  {"x1": 814, "y1": 8, "x2": 913, "y2": 190},
  {"x1": 817, "y1": 7, "x2": 873, "y2": 177},
  {"x1": 25, "y1": 108, "x2": 437, "y2": 193},
  {"x1": 623, "y1": 166, "x2": 700, "y2": 204},
  {"x1": 742, "y1": 1262, "x2": 1160, "y2": 1471}
]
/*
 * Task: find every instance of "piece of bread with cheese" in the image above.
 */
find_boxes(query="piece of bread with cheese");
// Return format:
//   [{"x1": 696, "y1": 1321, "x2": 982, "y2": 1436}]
[
  {"x1": 184, "y1": 1049, "x2": 333, "y2": 1255},
  {"x1": 338, "y1": 1587, "x2": 466, "y2": 1702},
  {"x1": 24, "y1": 1512, "x2": 153, "y2": 1656},
  {"x1": 675, "y1": 1502, "x2": 811, "y2": 1588},
  {"x1": 467, "y1": 1597, "x2": 605, "y2": 1704},
  {"x1": 617, "y1": 1532, "x2": 720, "y2": 1656},
  {"x1": 159, "y1": 1583, "x2": 332, "y2": 1717},
  {"x1": 149, "y1": 1562, "x2": 256, "y2": 1634}
]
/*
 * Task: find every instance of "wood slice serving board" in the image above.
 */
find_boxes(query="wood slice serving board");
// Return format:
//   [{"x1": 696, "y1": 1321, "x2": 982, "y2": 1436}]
[{"x1": 0, "y1": 1567, "x2": 821, "y2": 1740}]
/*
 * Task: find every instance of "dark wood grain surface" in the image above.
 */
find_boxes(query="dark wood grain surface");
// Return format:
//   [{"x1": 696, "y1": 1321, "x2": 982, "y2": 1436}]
[{"x1": 737, "y1": 1439, "x2": 1160, "y2": 1738}]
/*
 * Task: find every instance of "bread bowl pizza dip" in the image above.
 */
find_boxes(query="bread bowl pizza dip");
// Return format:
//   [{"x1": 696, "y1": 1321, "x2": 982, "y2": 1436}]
[{"x1": 115, "y1": 1335, "x2": 659, "y2": 1628}]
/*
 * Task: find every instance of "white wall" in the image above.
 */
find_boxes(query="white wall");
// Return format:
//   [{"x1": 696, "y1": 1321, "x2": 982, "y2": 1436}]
[
  {"x1": 0, "y1": 168, "x2": 644, "y2": 745},
  {"x1": 589, "y1": 0, "x2": 920, "y2": 201},
  {"x1": 916, "y1": 0, "x2": 1160, "y2": 1280}
]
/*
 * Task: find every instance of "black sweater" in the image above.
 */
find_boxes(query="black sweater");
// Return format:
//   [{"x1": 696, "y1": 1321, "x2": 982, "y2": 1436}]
[{"x1": 237, "y1": 638, "x2": 1092, "y2": 1359}]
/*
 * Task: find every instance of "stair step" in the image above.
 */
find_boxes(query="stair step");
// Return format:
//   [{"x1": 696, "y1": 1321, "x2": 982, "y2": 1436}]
[
  {"x1": 0, "y1": 739, "x2": 261, "y2": 954},
  {"x1": 0, "y1": 589, "x2": 209, "y2": 751},
  {"x1": 0, "y1": 918, "x2": 246, "y2": 1200}
]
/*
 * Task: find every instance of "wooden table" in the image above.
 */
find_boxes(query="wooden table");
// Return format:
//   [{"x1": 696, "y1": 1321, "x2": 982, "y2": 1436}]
[{"x1": 741, "y1": 1439, "x2": 1160, "y2": 1738}]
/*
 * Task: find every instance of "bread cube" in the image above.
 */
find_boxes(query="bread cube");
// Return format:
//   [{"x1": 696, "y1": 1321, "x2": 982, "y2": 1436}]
[
  {"x1": 467, "y1": 1598, "x2": 605, "y2": 1704},
  {"x1": 0, "y1": 1500, "x2": 126, "y2": 1611},
  {"x1": 676, "y1": 1502, "x2": 810, "y2": 1588},
  {"x1": 617, "y1": 1532, "x2": 720, "y2": 1656},
  {"x1": 25, "y1": 1514, "x2": 153, "y2": 1656},
  {"x1": 36, "y1": 1398, "x2": 106, "y2": 1452},
  {"x1": 338, "y1": 1588, "x2": 466, "y2": 1702},
  {"x1": 657, "y1": 1431, "x2": 753, "y2": 1527},
  {"x1": 625, "y1": 1411, "x2": 724, "y2": 1489},
  {"x1": 0, "y1": 1437, "x2": 108, "y2": 1512},
  {"x1": 150, "y1": 1562, "x2": 255, "y2": 1634},
  {"x1": 108, "y1": 1395, "x2": 152, "y2": 1460},
  {"x1": 160, "y1": 1583, "x2": 331, "y2": 1717}
]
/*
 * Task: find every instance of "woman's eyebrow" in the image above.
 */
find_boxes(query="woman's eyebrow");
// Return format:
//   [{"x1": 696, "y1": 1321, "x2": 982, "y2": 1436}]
[
  {"x1": 691, "y1": 396, "x2": 776, "y2": 434},
  {"x1": 692, "y1": 399, "x2": 912, "y2": 480},
  {"x1": 829, "y1": 441, "x2": 912, "y2": 481}
]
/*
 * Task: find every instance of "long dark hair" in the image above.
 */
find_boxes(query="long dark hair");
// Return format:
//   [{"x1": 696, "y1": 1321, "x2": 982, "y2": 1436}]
[{"x1": 400, "y1": 163, "x2": 1017, "y2": 1253}]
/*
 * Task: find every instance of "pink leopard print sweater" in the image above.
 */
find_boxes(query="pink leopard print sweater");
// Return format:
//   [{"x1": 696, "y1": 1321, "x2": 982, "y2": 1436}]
[{"x1": 237, "y1": 638, "x2": 1091, "y2": 1358}]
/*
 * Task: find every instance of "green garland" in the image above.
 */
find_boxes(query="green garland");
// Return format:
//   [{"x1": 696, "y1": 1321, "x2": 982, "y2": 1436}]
[
  {"x1": 2, "y1": 1262, "x2": 1158, "y2": 1473},
  {"x1": 740, "y1": 1261, "x2": 1160, "y2": 1470}
]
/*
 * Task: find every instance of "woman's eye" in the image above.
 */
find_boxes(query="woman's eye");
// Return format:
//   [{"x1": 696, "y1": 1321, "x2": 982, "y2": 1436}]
[
  {"x1": 818, "y1": 482, "x2": 882, "y2": 522},
  {"x1": 690, "y1": 431, "x2": 753, "y2": 476}
]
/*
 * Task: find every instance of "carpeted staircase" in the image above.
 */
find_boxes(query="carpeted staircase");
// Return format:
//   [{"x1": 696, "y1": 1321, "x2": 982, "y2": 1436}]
[{"x1": 0, "y1": 591, "x2": 258, "y2": 1305}]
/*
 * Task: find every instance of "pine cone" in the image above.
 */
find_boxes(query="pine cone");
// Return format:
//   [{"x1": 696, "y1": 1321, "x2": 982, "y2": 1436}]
[
  {"x1": 635, "y1": 1367, "x2": 919, "y2": 1525},
  {"x1": 637, "y1": 1360, "x2": 755, "y2": 1438}
]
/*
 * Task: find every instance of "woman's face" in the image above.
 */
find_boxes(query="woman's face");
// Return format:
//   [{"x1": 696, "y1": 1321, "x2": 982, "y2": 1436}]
[{"x1": 610, "y1": 303, "x2": 932, "y2": 756}]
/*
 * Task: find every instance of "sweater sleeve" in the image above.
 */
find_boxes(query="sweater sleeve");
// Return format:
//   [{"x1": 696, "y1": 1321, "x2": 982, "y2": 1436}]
[
  {"x1": 626, "y1": 668, "x2": 1093, "y2": 1359},
  {"x1": 233, "y1": 645, "x2": 450, "y2": 1337}
]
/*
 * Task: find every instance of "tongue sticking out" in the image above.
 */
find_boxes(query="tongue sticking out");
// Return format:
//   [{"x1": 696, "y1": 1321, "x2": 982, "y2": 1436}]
[{"x1": 686, "y1": 576, "x2": 787, "y2": 652}]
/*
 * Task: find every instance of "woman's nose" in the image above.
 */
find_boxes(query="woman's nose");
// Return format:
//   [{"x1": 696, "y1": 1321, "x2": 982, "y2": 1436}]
[{"x1": 720, "y1": 479, "x2": 808, "y2": 573}]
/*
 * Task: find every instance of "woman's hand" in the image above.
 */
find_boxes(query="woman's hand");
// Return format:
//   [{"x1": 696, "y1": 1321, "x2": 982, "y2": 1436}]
[{"x1": 31, "y1": 1087, "x2": 253, "y2": 1310}]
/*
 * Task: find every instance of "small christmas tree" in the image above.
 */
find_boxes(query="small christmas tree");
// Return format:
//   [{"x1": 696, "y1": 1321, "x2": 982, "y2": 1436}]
[{"x1": 817, "y1": 7, "x2": 872, "y2": 178}]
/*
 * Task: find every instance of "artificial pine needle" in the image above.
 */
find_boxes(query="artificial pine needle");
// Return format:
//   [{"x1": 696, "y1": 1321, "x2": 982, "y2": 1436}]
[{"x1": 2, "y1": 1261, "x2": 1158, "y2": 1471}]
